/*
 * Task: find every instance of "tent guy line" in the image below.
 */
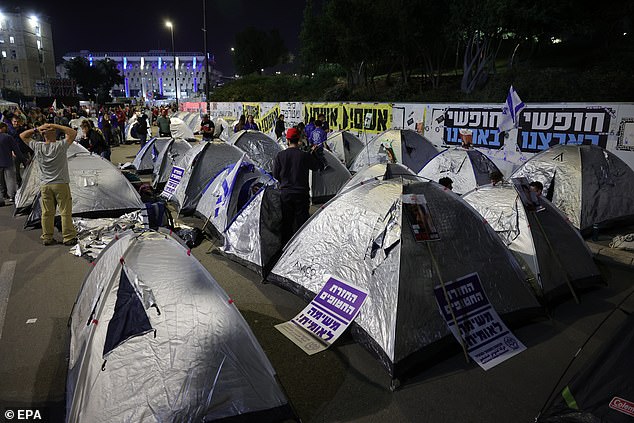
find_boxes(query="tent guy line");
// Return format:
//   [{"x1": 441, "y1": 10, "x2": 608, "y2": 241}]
[{"x1": 0, "y1": 260, "x2": 17, "y2": 341}]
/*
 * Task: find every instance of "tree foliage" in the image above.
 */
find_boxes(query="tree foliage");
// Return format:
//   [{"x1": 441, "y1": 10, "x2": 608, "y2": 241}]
[
  {"x1": 233, "y1": 27, "x2": 289, "y2": 75},
  {"x1": 65, "y1": 57, "x2": 123, "y2": 103},
  {"x1": 299, "y1": 0, "x2": 634, "y2": 94}
]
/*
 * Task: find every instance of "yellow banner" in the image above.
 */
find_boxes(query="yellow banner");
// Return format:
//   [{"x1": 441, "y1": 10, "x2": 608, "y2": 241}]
[
  {"x1": 256, "y1": 105, "x2": 280, "y2": 135},
  {"x1": 303, "y1": 103, "x2": 392, "y2": 134},
  {"x1": 242, "y1": 102, "x2": 261, "y2": 119}
]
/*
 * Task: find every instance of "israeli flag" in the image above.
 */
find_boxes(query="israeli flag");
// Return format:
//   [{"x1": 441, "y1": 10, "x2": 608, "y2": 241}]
[{"x1": 498, "y1": 85, "x2": 525, "y2": 133}]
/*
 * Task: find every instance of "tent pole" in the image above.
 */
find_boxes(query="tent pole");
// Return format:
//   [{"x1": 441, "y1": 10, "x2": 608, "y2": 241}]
[
  {"x1": 532, "y1": 212, "x2": 579, "y2": 304},
  {"x1": 426, "y1": 242, "x2": 470, "y2": 364}
]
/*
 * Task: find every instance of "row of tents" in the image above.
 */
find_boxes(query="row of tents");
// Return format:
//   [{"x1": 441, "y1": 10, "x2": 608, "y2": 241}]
[{"x1": 10, "y1": 124, "x2": 634, "y2": 421}]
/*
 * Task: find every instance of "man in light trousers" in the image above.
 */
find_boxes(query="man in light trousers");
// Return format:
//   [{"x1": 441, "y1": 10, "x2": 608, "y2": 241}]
[{"x1": 20, "y1": 123, "x2": 78, "y2": 246}]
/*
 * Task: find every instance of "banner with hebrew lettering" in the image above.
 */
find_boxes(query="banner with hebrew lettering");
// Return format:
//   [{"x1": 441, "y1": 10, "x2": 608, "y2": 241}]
[
  {"x1": 275, "y1": 275, "x2": 368, "y2": 355},
  {"x1": 434, "y1": 273, "x2": 526, "y2": 370}
]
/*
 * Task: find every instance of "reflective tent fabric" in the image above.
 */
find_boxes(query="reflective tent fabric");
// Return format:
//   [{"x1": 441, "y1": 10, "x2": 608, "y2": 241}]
[
  {"x1": 418, "y1": 148, "x2": 500, "y2": 195},
  {"x1": 463, "y1": 184, "x2": 601, "y2": 301},
  {"x1": 310, "y1": 149, "x2": 352, "y2": 203},
  {"x1": 538, "y1": 312, "x2": 634, "y2": 423},
  {"x1": 229, "y1": 130, "x2": 282, "y2": 174},
  {"x1": 132, "y1": 137, "x2": 169, "y2": 174},
  {"x1": 350, "y1": 129, "x2": 439, "y2": 174},
  {"x1": 14, "y1": 142, "x2": 89, "y2": 215},
  {"x1": 167, "y1": 141, "x2": 244, "y2": 215},
  {"x1": 511, "y1": 144, "x2": 634, "y2": 232},
  {"x1": 326, "y1": 130, "x2": 364, "y2": 168},
  {"x1": 24, "y1": 152, "x2": 144, "y2": 227},
  {"x1": 151, "y1": 139, "x2": 193, "y2": 188},
  {"x1": 340, "y1": 163, "x2": 417, "y2": 194},
  {"x1": 170, "y1": 117, "x2": 195, "y2": 140},
  {"x1": 66, "y1": 231, "x2": 292, "y2": 422},
  {"x1": 269, "y1": 179, "x2": 540, "y2": 378},
  {"x1": 124, "y1": 114, "x2": 151, "y2": 142}
]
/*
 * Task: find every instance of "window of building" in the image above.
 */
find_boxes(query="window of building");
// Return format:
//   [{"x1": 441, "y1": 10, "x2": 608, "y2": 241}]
[
  {"x1": 0, "y1": 39, "x2": 4, "y2": 44},
  {"x1": 1, "y1": 51, "x2": 6, "y2": 58},
  {"x1": 35, "y1": 25, "x2": 41, "y2": 36},
  {"x1": 37, "y1": 39, "x2": 41, "y2": 50},
  {"x1": 9, "y1": 36, "x2": 14, "y2": 43},
  {"x1": 10, "y1": 50, "x2": 16, "y2": 59},
  {"x1": 13, "y1": 65, "x2": 18, "y2": 73}
]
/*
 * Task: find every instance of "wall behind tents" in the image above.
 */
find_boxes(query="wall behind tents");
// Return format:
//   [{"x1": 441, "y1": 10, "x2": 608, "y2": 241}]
[{"x1": 180, "y1": 101, "x2": 634, "y2": 171}]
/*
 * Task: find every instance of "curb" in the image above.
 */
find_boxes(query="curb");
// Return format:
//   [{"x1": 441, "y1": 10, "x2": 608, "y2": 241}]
[{"x1": 586, "y1": 242, "x2": 634, "y2": 269}]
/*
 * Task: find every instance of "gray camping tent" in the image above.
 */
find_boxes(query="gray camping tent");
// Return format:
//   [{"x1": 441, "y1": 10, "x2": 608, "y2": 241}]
[
  {"x1": 66, "y1": 230, "x2": 293, "y2": 422},
  {"x1": 24, "y1": 152, "x2": 144, "y2": 227},
  {"x1": 511, "y1": 144, "x2": 634, "y2": 232},
  {"x1": 132, "y1": 137, "x2": 169, "y2": 174},
  {"x1": 326, "y1": 130, "x2": 364, "y2": 168},
  {"x1": 162, "y1": 141, "x2": 244, "y2": 214},
  {"x1": 463, "y1": 183, "x2": 601, "y2": 301},
  {"x1": 151, "y1": 139, "x2": 193, "y2": 188},
  {"x1": 196, "y1": 156, "x2": 282, "y2": 274},
  {"x1": 340, "y1": 163, "x2": 417, "y2": 194},
  {"x1": 14, "y1": 142, "x2": 89, "y2": 215},
  {"x1": 350, "y1": 129, "x2": 439, "y2": 173},
  {"x1": 418, "y1": 148, "x2": 500, "y2": 195},
  {"x1": 310, "y1": 149, "x2": 352, "y2": 203},
  {"x1": 269, "y1": 179, "x2": 540, "y2": 379},
  {"x1": 229, "y1": 130, "x2": 282, "y2": 174}
]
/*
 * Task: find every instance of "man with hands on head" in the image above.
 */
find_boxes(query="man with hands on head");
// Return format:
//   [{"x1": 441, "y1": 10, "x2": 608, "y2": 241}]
[{"x1": 19, "y1": 123, "x2": 78, "y2": 246}]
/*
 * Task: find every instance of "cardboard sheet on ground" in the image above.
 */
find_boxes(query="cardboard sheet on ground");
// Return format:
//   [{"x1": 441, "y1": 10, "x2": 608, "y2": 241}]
[
  {"x1": 161, "y1": 166, "x2": 185, "y2": 200},
  {"x1": 276, "y1": 276, "x2": 368, "y2": 355},
  {"x1": 434, "y1": 273, "x2": 526, "y2": 370}
]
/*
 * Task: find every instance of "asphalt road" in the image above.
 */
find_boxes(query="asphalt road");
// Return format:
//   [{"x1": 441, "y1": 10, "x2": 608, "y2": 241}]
[{"x1": 0, "y1": 142, "x2": 632, "y2": 422}]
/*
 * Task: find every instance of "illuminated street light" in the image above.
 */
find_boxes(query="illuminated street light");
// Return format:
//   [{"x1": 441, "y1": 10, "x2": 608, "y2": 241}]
[
  {"x1": 230, "y1": 47, "x2": 235, "y2": 52},
  {"x1": 165, "y1": 21, "x2": 178, "y2": 107}
]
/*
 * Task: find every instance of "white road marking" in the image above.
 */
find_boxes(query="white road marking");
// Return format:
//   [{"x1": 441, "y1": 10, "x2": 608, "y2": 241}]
[{"x1": 0, "y1": 260, "x2": 17, "y2": 341}]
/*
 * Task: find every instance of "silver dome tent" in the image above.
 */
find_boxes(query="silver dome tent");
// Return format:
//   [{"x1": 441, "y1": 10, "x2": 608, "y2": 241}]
[
  {"x1": 162, "y1": 141, "x2": 244, "y2": 215},
  {"x1": 66, "y1": 230, "x2": 294, "y2": 422},
  {"x1": 268, "y1": 179, "x2": 540, "y2": 380},
  {"x1": 151, "y1": 139, "x2": 193, "y2": 189},
  {"x1": 310, "y1": 149, "x2": 352, "y2": 203},
  {"x1": 326, "y1": 130, "x2": 364, "y2": 168},
  {"x1": 14, "y1": 142, "x2": 89, "y2": 215},
  {"x1": 463, "y1": 183, "x2": 602, "y2": 302},
  {"x1": 339, "y1": 162, "x2": 417, "y2": 194},
  {"x1": 418, "y1": 148, "x2": 500, "y2": 195},
  {"x1": 23, "y1": 152, "x2": 144, "y2": 228},
  {"x1": 132, "y1": 137, "x2": 170, "y2": 174},
  {"x1": 511, "y1": 144, "x2": 634, "y2": 232},
  {"x1": 196, "y1": 155, "x2": 282, "y2": 274},
  {"x1": 350, "y1": 129, "x2": 439, "y2": 174},
  {"x1": 229, "y1": 130, "x2": 282, "y2": 174}
]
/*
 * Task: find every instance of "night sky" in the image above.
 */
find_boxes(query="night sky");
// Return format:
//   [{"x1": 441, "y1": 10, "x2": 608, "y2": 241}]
[{"x1": 9, "y1": 0, "x2": 307, "y2": 75}]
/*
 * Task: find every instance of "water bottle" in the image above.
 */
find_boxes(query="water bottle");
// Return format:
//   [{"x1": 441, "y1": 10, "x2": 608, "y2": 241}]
[{"x1": 591, "y1": 224, "x2": 599, "y2": 242}]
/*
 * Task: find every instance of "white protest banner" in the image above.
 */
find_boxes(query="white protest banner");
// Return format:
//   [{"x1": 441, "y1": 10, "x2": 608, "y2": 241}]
[
  {"x1": 434, "y1": 273, "x2": 526, "y2": 370},
  {"x1": 276, "y1": 275, "x2": 368, "y2": 355},
  {"x1": 161, "y1": 166, "x2": 185, "y2": 200}
]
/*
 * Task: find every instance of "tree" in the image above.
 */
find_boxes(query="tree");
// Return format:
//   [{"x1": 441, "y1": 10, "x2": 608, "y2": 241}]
[
  {"x1": 234, "y1": 28, "x2": 288, "y2": 75},
  {"x1": 65, "y1": 57, "x2": 123, "y2": 103}
]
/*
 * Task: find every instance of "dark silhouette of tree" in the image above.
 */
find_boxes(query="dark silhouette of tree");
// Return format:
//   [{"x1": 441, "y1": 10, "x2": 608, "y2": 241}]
[
  {"x1": 65, "y1": 57, "x2": 123, "y2": 103},
  {"x1": 234, "y1": 28, "x2": 288, "y2": 75}
]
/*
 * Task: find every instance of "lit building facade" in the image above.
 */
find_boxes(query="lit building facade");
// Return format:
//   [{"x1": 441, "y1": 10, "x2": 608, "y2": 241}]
[
  {"x1": 0, "y1": 10, "x2": 56, "y2": 96},
  {"x1": 62, "y1": 50, "x2": 209, "y2": 100}
]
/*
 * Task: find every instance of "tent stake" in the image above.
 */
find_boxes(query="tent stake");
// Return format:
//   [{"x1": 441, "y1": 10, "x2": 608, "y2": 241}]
[{"x1": 426, "y1": 242, "x2": 470, "y2": 364}]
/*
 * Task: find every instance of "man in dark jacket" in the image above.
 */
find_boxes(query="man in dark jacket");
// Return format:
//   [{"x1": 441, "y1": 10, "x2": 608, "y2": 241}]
[
  {"x1": 274, "y1": 114, "x2": 285, "y2": 139},
  {"x1": 0, "y1": 122, "x2": 24, "y2": 203},
  {"x1": 79, "y1": 120, "x2": 110, "y2": 160},
  {"x1": 273, "y1": 127, "x2": 322, "y2": 244},
  {"x1": 136, "y1": 112, "x2": 149, "y2": 146}
]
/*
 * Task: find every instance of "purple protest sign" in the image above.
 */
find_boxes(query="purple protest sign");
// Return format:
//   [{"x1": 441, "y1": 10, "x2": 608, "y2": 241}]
[{"x1": 276, "y1": 275, "x2": 369, "y2": 355}]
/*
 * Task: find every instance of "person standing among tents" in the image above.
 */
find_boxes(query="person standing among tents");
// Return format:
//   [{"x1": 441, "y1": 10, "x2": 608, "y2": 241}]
[
  {"x1": 234, "y1": 114, "x2": 246, "y2": 133},
  {"x1": 309, "y1": 119, "x2": 329, "y2": 169},
  {"x1": 9, "y1": 115, "x2": 32, "y2": 188},
  {"x1": 304, "y1": 116, "x2": 316, "y2": 140},
  {"x1": 156, "y1": 109, "x2": 171, "y2": 137},
  {"x1": 79, "y1": 120, "x2": 110, "y2": 160},
  {"x1": 0, "y1": 122, "x2": 25, "y2": 204},
  {"x1": 244, "y1": 115, "x2": 259, "y2": 130},
  {"x1": 317, "y1": 113, "x2": 330, "y2": 132},
  {"x1": 200, "y1": 114, "x2": 215, "y2": 141},
  {"x1": 136, "y1": 112, "x2": 149, "y2": 147},
  {"x1": 273, "y1": 127, "x2": 322, "y2": 244},
  {"x1": 19, "y1": 123, "x2": 78, "y2": 246},
  {"x1": 275, "y1": 114, "x2": 286, "y2": 139}
]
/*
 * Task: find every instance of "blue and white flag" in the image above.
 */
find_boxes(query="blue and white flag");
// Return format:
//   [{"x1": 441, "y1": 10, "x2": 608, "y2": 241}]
[{"x1": 498, "y1": 85, "x2": 525, "y2": 133}]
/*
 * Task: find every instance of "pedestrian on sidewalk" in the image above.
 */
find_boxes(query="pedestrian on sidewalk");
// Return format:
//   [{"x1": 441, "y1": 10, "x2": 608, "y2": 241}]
[{"x1": 0, "y1": 122, "x2": 25, "y2": 203}]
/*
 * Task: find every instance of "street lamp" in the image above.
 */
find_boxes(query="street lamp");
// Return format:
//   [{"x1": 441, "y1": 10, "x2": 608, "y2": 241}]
[
  {"x1": 202, "y1": 0, "x2": 210, "y2": 111},
  {"x1": 165, "y1": 21, "x2": 178, "y2": 108}
]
